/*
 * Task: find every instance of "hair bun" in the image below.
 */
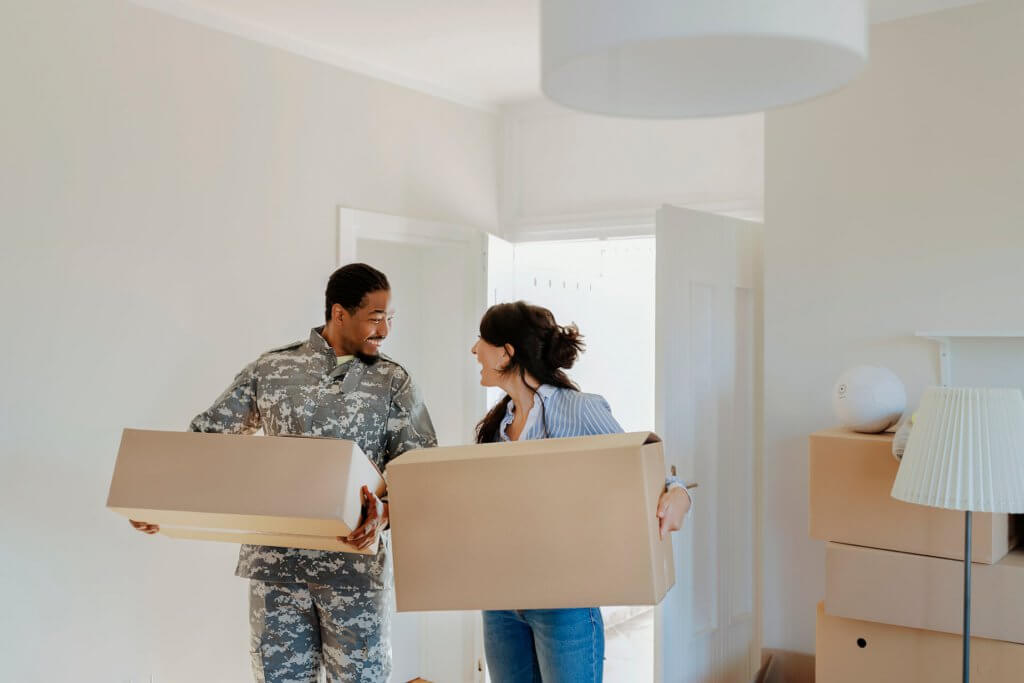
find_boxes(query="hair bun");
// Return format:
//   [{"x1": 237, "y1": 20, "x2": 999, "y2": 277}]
[{"x1": 546, "y1": 324, "x2": 585, "y2": 370}]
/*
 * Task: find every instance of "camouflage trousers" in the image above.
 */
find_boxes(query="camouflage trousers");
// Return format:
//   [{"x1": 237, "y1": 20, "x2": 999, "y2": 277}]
[{"x1": 249, "y1": 580, "x2": 391, "y2": 683}]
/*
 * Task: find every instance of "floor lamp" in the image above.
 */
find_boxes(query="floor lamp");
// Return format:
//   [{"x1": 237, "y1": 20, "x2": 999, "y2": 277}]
[{"x1": 891, "y1": 387, "x2": 1024, "y2": 683}]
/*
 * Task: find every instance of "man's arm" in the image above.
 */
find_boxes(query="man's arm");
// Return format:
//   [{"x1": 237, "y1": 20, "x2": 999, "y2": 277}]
[
  {"x1": 384, "y1": 369, "x2": 438, "y2": 460},
  {"x1": 345, "y1": 368, "x2": 436, "y2": 549},
  {"x1": 188, "y1": 360, "x2": 262, "y2": 434}
]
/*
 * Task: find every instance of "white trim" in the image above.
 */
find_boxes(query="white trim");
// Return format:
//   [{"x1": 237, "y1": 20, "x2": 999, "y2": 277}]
[
  {"x1": 129, "y1": 0, "x2": 499, "y2": 114},
  {"x1": 506, "y1": 212, "x2": 656, "y2": 242},
  {"x1": 338, "y1": 206, "x2": 479, "y2": 263},
  {"x1": 916, "y1": 331, "x2": 1024, "y2": 339},
  {"x1": 501, "y1": 200, "x2": 763, "y2": 243}
]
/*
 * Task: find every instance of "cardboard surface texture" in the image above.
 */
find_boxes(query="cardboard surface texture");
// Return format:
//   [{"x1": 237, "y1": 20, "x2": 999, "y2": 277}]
[
  {"x1": 816, "y1": 602, "x2": 1024, "y2": 682},
  {"x1": 386, "y1": 432, "x2": 675, "y2": 611},
  {"x1": 753, "y1": 649, "x2": 815, "y2": 683},
  {"x1": 107, "y1": 429, "x2": 385, "y2": 554},
  {"x1": 809, "y1": 429, "x2": 1012, "y2": 564},
  {"x1": 825, "y1": 542, "x2": 1024, "y2": 644}
]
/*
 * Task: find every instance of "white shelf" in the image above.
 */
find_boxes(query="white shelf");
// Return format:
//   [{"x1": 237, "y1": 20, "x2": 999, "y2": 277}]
[
  {"x1": 916, "y1": 332, "x2": 1024, "y2": 386},
  {"x1": 916, "y1": 331, "x2": 1024, "y2": 340}
]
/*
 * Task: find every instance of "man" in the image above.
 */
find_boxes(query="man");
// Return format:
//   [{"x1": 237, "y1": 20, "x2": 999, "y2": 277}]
[{"x1": 130, "y1": 263, "x2": 437, "y2": 682}]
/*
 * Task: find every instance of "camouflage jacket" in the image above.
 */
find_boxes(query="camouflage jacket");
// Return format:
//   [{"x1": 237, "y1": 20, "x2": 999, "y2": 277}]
[{"x1": 189, "y1": 327, "x2": 437, "y2": 588}]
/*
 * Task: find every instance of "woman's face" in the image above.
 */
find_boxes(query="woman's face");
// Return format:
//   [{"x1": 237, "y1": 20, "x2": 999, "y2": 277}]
[{"x1": 471, "y1": 337, "x2": 511, "y2": 388}]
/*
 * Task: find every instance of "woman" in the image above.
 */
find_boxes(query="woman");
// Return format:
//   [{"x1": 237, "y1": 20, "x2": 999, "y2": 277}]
[{"x1": 471, "y1": 301, "x2": 692, "y2": 683}]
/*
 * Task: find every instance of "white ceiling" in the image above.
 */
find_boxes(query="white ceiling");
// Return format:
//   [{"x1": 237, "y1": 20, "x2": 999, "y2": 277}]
[{"x1": 134, "y1": 0, "x2": 987, "y2": 111}]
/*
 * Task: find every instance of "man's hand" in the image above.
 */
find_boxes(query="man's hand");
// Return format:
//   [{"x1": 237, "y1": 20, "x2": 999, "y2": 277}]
[
  {"x1": 129, "y1": 519, "x2": 160, "y2": 535},
  {"x1": 656, "y1": 487, "x2": 692, "y2": 540},
  {"x1": 341, "y1": 485, "x2": 388, "y2": 551}
]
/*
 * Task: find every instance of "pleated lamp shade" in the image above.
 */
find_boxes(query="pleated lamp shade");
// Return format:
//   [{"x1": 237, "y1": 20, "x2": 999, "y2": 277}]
[{"x1": 891, "y1": 387, "x2": 1024, "y2": 513}]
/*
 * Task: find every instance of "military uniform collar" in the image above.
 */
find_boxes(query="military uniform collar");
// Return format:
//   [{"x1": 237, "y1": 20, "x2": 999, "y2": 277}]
[
  {"x1": 309, "y1": 326, "x2": 337, "y2": 361},
  {"x1": 311, "y1": 326, "x2": 370, "y2": 382}
]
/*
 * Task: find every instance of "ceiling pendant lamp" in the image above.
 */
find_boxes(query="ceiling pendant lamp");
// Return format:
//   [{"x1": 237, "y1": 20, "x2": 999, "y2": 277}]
[{"x1": 541, "y1": 0, "x2": 868, "y2": 118}]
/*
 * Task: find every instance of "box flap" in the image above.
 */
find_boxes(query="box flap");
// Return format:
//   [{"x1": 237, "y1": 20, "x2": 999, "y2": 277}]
[
  {"x1": 388, "y1": 431, "x2": 662, "y2": 467},
  {"x1": 810, "y1": 427, "x2": 893, "y2": 443}
]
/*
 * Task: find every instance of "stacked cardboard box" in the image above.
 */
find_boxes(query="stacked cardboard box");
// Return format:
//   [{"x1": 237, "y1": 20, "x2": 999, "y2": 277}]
[{"x1": 809, "y1": 429, "x2": 1021, "y2": 681}]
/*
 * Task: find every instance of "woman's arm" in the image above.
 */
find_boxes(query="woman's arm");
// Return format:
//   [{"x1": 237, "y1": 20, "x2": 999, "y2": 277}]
[{"x1": 573, "y1": 392, "x2": 694, "y2": 537}]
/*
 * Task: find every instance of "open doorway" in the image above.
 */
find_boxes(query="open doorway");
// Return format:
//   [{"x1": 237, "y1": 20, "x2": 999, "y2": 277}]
[{"x1": 488, "y1": 235, "x2": 658, "y2": 682}]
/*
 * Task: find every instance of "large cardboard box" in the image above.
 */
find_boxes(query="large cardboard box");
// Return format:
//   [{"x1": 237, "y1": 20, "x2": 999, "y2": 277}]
[
  {"x1": 825, "y1": 542, "x2": 1024, "y2": 644},
  {"x1": 816, "y1": 602, "x2": 1024, "y2": 682},
  {"x1": 386, "y1": 432, "x2": 675, "y2": 611},
  {"x1": 810, "y1": 429, "x2": 1013, "y2": 563},
  {"x1": 107, "y1": 429, "x2": 385, "y2": 554}
]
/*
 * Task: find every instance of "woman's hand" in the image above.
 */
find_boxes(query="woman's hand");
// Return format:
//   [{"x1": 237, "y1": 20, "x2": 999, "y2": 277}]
[
  {"x1": 342, "y1": 485, "x2": 388, "y2": 551},
  {"x1": 656, "y1": 487, "x2": 692, "y2": 540},
  {"x1": 129, "y1": 519, "x2": 160, "y2": 535}
]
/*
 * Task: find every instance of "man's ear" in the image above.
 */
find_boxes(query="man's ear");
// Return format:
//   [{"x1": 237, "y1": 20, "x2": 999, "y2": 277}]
[{"x1": 332, "y1": 303, "x2": 348, "y2": 325}]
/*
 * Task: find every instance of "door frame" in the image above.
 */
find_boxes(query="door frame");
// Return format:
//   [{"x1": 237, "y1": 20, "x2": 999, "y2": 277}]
[
  {"x1": 338, "y1": 205, "x2": 489, "y2": 682},
  {"x1": 492, "y1": 210, "x2": 764, "y2": 682}
]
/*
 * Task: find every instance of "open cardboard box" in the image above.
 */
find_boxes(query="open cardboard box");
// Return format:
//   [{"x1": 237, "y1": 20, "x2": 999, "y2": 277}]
[
  {"x1": 107, "y1": 429, "x2": 385, "y2": 554},
  {"x1": 386, "y1": 431, "x2": 675, "y2": 611}
]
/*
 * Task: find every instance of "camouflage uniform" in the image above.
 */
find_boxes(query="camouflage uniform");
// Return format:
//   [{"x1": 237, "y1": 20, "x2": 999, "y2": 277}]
[{"x1": 190, "y1": 326, "x2": 437, "y2": 683}]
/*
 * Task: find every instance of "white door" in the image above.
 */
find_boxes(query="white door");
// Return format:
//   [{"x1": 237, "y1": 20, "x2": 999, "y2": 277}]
[{"x1": 655, "y1": 206, "x2": 761, "y2": 683}]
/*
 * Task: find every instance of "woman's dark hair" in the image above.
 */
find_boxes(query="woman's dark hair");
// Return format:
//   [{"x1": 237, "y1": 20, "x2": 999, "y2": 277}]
[
  {"x1": 475, "y1": 301, "x2": 585, "y2": 444},
  {"x1": 324, "y1": 263, "x2": 390, "y2": 322}
]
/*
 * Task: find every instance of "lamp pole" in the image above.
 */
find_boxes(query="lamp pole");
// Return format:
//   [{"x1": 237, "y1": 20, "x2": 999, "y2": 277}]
[{"x1": 963, "y1": 510, "x2": 972, "y2": 683}]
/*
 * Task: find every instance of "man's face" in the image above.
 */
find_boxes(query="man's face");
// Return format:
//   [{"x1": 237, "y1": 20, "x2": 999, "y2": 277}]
[{"x1": 336, "y1": 289, "x2": 393, "y2": 357}]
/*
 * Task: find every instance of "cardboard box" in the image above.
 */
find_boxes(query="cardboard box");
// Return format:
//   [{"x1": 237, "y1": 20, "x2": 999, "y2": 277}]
[
  {"x1": 825, "y1": 542, "x2": 1024, "y2": 644},
  {"x1": 810, "y1": 429, "x2": 1013, "y2": 564},
  {"x1": 753, "y1": 649, "x2": 815, "y2": 683},
  {"x1": 107, "y1": 429, "x2": 385, "y2": 554},
  {"x1": 816, "y1": 602, "x2": 1024, "y2": 682},
  {"x1": 386, "y1": 432, "x2": 675, "y2": 611}
]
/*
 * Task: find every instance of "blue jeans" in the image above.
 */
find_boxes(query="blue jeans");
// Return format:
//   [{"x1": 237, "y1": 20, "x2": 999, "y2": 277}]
[{"x1": 483, "y1": 608, "x2": 604, "y2": 683}]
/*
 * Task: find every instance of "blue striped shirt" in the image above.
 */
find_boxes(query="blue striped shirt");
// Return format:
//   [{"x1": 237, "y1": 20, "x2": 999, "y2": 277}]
[
  {"x1": 498, "y1": 384, "x2": 623, "y2": 441},
  {"x1": 497, "y1": 384, "x2": 690, "y2": 495}
]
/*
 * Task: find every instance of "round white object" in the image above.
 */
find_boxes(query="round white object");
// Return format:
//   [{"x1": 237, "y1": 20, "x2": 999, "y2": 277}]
[
  {"x1": 832, "y1": 366, "x2": 907, "y2": 433},
  {"x1": 540, "y1": 0, "x2": 868, "y2": 118}
]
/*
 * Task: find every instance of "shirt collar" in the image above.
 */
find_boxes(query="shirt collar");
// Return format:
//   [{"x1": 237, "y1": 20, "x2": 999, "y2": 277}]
[
  {"x1": 310, "y1": 326, "x2": 332, "y2": 354},
  {"x1": 504, "y1": 384, "x2": 556, "y2": 415},
  {"x1": 499, "y1": 385, "x2": 558, "y2": 441},
  {"x1": 311, "y1": 326, "x2": 357, "y2": 374},
  {"x1": 536, "y1": 384, "x2": 557, "y2": 400}
]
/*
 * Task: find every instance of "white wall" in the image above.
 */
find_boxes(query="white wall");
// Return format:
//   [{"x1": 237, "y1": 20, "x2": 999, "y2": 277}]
[
  {"x1": 0, "y1": 1, "x2": 498, "y2": 681},
  {"x1": 500, "y1": 99, "x2": 764, "y2": 238},
  {"x1": 763, "y1": 0, "x2": 1024, "y2": 653}
]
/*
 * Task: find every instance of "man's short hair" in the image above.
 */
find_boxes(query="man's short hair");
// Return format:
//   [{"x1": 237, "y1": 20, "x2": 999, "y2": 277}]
[{"x1": 324, "y1": 263, "x2": 390, "y2": 322}]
